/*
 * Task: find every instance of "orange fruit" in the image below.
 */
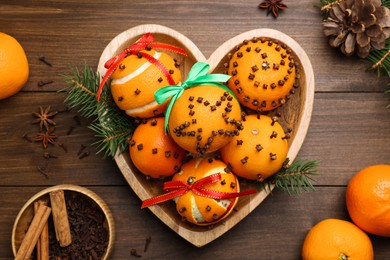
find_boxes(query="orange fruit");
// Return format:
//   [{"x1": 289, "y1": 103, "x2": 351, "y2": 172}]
[
  {"x1": 129, "y1": 117, "x2": 186, "y2": 179},
  {"x1": 346, "y1": 164, "x2": 390, "y2": 237},
  {"x1": 172, "y1": 157, "x2": 240, "y2": 225},
  {"x1": 227, "y1": 37, "x2": 297, "y2": 111},
  {"x1": 0, "y1": 32, "x2": 29, "y2": 100},
  {"x1": 168, "y1": 85, "x2": 241, "y2": 154},
  {"x1": 302, "y1": 219, "x2": 374, "y2": 260},
  {"x1": 110, "y1": 49, "x2": 181, "y2": 118},
  {"x1": 220, "y1": 114, "x2": 288, "y2": 181}
]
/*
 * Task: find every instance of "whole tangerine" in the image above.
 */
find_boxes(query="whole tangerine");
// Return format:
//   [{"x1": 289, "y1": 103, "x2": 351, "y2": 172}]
[
  {"x1": 0, "y1": 32, "x2": 29, "y2": 100},
  {"x1": 346, "y1": 164, "x2": 390, "y2": 237},
  {"x1": 110, "y1": 49, "x2": 181, "y2": 118},
  {"x1": 129, "y1": 117, "x2": 186, "y2": 179},
  {"x1": 168, "y1": 85, "x2": 241, "y2": 154},
  {"x1": 302, "y1": 218, "x2": 374, "y2": 260},
  {"x1": 172, "y1": 157, "x2": 240, "y2": 225},
  {"x1": 220, "y1": 114, "x2": 288, "y2": 181}
]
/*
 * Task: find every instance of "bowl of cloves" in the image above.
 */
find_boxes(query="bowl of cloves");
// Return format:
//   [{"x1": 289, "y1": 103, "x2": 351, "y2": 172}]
[{"x1": 11, "y1": 184, "x2": 115, "y2": 260}]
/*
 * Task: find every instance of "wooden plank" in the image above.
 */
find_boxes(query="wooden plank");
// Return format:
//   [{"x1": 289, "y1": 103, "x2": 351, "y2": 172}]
[
  {"x1": 297, "y1": 92, "x2": 390, "y2": 186},
  {"x1": 0, "y1": 93, "x2": 126, "y2": 186},
  {"x1": 0, "y1": 0, "x2": 387, "y2": 93},
  {"x1": 1, "y1": 186, "x2": 388, "y2": 259},
  {"x1": 1, "y1": 92, "x2": 388, "y2": 186}
]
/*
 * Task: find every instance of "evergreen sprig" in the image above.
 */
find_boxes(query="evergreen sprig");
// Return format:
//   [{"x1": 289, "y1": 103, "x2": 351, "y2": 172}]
[
  {"x1": 266, "y1": 159, "x2": 319, "y2": 195},
  {"x1": 63, "y1": 65, "x2": 135, "y2": 157}
]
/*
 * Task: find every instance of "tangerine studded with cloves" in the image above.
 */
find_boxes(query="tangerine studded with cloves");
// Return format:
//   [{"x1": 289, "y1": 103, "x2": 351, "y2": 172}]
[
  {"x1": 226, "y1": 37, "x2": 298, "y2": 111},
  {"x1": 172, "y1": 158, "x2": 240, "y2": 226},
  {"x1": 168, "y1": 85, "x2": 242, "y2": 154},
  {"x1": 220, "y1": 114, "x2": 289, "y2": 181},
  {"x1": 129, "y1": 117, "x2": 186, "y2": 179},
  {"x1": 110, "y1": 49, "x2": 181, "y2": 118}
]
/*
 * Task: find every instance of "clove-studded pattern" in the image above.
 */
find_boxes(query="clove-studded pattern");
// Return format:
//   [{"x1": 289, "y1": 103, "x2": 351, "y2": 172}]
[
  {"x1": 220, "y1": 114, "x2": 289, "y2": 181},
  {"x1": 129, "y1": 117, "x2": 186, "y2": 179},
  {"x1": 226, "y1": 37, "x2": 299, "y2": 112},
  {"x1": 168, "y1": 85, "x2": 242, "y2": 154}
]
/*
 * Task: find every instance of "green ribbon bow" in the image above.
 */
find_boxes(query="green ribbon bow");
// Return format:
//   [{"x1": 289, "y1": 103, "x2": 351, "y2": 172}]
[{"x1": 154, "y1": 62, "x2": 233, "y2": 132}]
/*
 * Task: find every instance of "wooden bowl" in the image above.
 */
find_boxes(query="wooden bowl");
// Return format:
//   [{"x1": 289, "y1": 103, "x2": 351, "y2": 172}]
[
  {"x1": 97, "y1": 24, "x2": 315, "y2": 247},
  {"x1": 12, "y1": 184, "x2": 115, "y2": 259}
]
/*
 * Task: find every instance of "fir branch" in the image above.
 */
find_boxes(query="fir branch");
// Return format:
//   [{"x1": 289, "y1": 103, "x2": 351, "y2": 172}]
[
  {"x1": 269, "y1": 159, "x2": 319, "y2": 195},
  {"x1": 63, "y1": 66, "x2": 114, "y2": 118},
  {"x1": 63, "y1": 65, "x2": 136, "y2": 157},
  {"x1": 367, "y1": 38, "x2": 390, "y2": 77}
]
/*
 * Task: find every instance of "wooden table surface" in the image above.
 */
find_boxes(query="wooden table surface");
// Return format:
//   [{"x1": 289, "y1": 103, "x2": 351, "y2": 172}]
[{"x1": 1, "y1": 0, "x2": 390, "y2": 259}]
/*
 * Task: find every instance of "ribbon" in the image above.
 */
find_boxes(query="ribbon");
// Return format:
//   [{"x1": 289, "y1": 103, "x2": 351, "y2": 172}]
[
  {"x1": 154, "y1": 62, "x2": 232, "y2": 132},
  {"x1": 97, "y1": 33, "x2": 187, "y2": 100},
  {"x1": 141, "y1": 173, "x2": 257, "y2": 209}
]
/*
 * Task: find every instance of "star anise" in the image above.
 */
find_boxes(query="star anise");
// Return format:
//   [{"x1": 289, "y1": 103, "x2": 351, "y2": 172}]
[
  {"x1": 34, "y1": 127, "x2": 58, "y2": 149},
  {"x1": 259, "y1": 0, "x2": 288, "y2": 18},
  {"x1": 32, "y1": 106, "x2": 58, "y2": 131}
]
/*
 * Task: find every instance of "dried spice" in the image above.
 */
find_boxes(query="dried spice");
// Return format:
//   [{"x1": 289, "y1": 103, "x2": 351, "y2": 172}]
[
  {"x1": 34, "y1": 127, "x2": 57, "y2": 149},
  {"x1": 258, "y1": 0, "x2": 288, "y2": 18},
  {"x1": 32, "y1": 106, "x2": 58, "y2": 131},
  {"x1": 48, "y1": 192, "x2": 109, "y2": 259},
  {"x1": 37, "y1": 80, "x2": 54, "y2": 87},
  {"x1": 38, "y1": 56, "x2": 53, "y2": 67}
]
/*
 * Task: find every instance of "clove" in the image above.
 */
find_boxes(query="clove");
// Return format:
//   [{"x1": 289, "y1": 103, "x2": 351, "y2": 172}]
[
  {"x1": 58, "y1": 143, "x2": 68, "y2": 152},
  {"x1": 130, "y1": 249, "x2": 142, "y2": 258},
  {"x1": 79, "y1": 151, "x2": 90, "y2": 160},
  {"x1": 38, "y1": 56, "x2": 53, "y2": 67},
  {"x1": 37, "y1": 165, "x2": 49, "y2": 178},
  {"x1": 22, "y1": 133, "x2": 33, "y2": 143},
  {"x1": 37, "y1": 80, "x2": 54, "y2": 87}
]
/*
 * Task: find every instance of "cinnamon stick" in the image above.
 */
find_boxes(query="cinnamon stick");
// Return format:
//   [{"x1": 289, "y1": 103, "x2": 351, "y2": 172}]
[
  {"x1": 34, "y1": 200, "x2": 50, "y2": 260},
  {"x1": 50, "y1": 190, "x2": 72, "y2": 247},
  {"x1": 15, "y1": 203, "x2": 51, "y2": 260}
]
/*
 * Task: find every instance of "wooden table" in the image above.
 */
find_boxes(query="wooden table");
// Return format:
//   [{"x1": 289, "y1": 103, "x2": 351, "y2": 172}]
[{"x1": 1, "y1": 0, "x2": 389, "y2": 259}]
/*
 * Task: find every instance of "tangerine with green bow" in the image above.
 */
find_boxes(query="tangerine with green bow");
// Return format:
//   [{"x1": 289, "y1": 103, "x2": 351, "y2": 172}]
[{"x1": 155, "y1": 62, "x2": 242, "y2": 154}]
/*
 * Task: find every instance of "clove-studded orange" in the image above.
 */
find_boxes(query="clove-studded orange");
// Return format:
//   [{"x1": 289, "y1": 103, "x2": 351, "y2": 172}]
[
  {"x1": 227, "y1": 37, "x2": 298, "y2": 111},
  {"x1": 168, "y1": 86, "x2": 242, "y2": 154},
  {"x1": 220, "y1": 114, "x2": 288, "y2": 181},
  {"x1": 110, "y1": 49, "x2": 181, "y2": 118},
  {"x1": 172, "y1": 157, "x2": 240, "y2": 225},
  {"x1": 129, "y1": 117, "x2": 186, "y2": 179}
]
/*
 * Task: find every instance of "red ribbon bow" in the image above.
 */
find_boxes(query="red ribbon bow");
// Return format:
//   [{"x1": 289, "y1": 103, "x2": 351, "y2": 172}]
[
  {"x1": 141, "y1": 173, "x2": 257, "y2": 209},
  {"x1": 97, "y1": 33, "x2": 187, "y2": 100}
]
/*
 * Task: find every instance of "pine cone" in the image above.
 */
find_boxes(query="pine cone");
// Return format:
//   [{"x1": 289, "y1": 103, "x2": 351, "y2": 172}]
[{"x1": 323, "y1": 0, "x2": 390, "y2": 58}]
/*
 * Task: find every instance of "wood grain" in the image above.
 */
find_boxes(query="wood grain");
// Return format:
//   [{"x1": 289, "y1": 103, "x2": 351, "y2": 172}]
[
  {"x1": 0, "y1": 0, "x2": 389, "y2": 258},
  {"x1": 1, "y1": 186, "x2": 389, "y2": 259}
]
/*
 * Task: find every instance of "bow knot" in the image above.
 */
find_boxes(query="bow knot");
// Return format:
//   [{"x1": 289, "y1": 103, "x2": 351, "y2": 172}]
[
  {"x1": 141, "y1": 173, "x2": 257, "y2": 209},
  {"x1": 154, "y1": 62, "x2": 232, "y2": 132},
  {"x1": 97, "y1": 33, "x2": 187, "y2": 101}
]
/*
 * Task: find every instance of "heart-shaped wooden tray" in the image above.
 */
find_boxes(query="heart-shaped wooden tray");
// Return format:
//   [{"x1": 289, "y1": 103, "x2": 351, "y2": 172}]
[{"x1": 97, "y1": 24, "x2": 315, "y2": 247}]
